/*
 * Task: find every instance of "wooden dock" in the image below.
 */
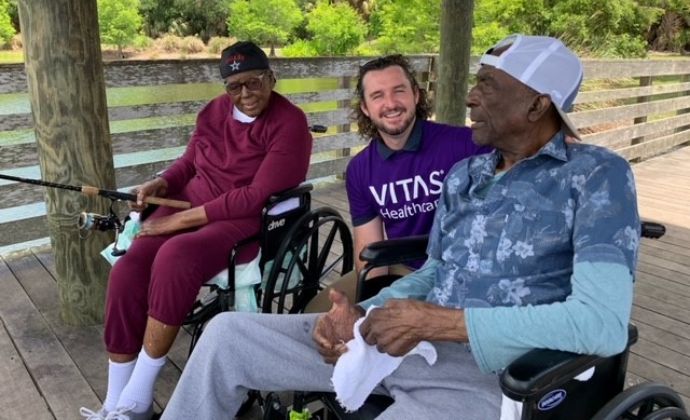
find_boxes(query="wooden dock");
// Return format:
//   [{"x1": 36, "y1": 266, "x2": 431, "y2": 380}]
[{"x1": 1, "y1": 147, "x2": 689, "y2": 419}]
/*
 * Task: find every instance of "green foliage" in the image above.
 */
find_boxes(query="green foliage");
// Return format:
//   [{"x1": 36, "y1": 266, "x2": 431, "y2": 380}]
[
  {"x1": 0, "y1": 0, "x2": 16, "y2": 48},
  {"x1": 171, "y1": 0, "x2": 229, "y2": 41},
  {"x1": 473, "y1": 0, "x2": 666, "y2": 57},
  {"x1": 304, "y1": 1, "x2": 367, "y2": 55},
  {"x1": 595, "y1": 33, "x2": 649, "y2": 57},
  {"x1": 140, "y1": 0, "x2": 177, "y2": 37},
  {"x1": 132, "y1": 34, "x2": 154, "y2": 50},
  {"x1": 281, "y1": 39, "x2": 319, "y2": 57},
  {"x1": 353, "y1": 40, "x2": 382, "y2": 56},
  {"x1": 470, "y1": 21, "x2": 510, "y2": 55},
  {"x1": 227, "y1": 0, "x2": 302, "y2": 53},
  {"x1": 370, "y1": 0, "x2": 441, "y2": 54},
  {"x1": 548, "y1": 0, "x2": 659, "y2": 56},
  {"x1": 97, "y1": 0, "x2": 143, "y2": 53}
]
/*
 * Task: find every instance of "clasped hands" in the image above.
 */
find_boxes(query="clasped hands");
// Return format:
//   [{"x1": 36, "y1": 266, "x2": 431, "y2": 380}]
[{"x1": 312, "y1": 289, "x2": 442, "y2": 364}]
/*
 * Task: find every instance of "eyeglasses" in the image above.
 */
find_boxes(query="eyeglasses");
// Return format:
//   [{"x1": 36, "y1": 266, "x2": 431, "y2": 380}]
[{"x1": 224, "y1": 72, "x2": 269, "y2": 96}]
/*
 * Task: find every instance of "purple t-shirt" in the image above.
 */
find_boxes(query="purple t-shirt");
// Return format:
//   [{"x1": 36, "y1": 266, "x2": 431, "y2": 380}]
[{"x1": 346, "y1": 120, "x2": 489, "y2": 267}]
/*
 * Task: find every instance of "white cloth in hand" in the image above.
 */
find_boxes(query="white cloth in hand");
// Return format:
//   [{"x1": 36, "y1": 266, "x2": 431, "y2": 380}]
[{"x1": 330, "y1": 306, "x2": 437, "y2": 412}]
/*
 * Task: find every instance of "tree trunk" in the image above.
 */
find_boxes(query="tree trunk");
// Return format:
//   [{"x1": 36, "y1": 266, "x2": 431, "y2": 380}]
[
  {"x1": 17, "y1": 0, "x2": 116, "y2": 325},
  {"x1": 435, "y1": 0, "x2": 474, "y2": 125}
]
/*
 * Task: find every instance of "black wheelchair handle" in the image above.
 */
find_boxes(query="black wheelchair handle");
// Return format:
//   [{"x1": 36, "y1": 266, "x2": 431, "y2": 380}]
[
  {"x1": 309, "y1": 124, "x2": 327, "y2": 133},
  {"x1": 641, "y1": 221, "x2": 665, "y2": 238},
  {"x1": 360, "y1": 235, "x2": 429, "y2": 268},
  {"x1": 360, "y1": 221, "x2": 664, "y2": 269}
]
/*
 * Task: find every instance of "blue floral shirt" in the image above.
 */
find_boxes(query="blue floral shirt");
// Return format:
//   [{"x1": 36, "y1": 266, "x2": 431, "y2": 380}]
[
  {"x1": 427, "y1": 132, "x2": 639, "y2": 309},
  {"x1": 361, "y1": 131, "x2": 641, "y2": 373}
]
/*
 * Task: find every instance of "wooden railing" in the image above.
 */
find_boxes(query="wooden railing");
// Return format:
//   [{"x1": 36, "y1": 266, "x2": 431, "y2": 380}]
[{"x1": 0, "y1": 56, "x2": 689, "y2": 252}]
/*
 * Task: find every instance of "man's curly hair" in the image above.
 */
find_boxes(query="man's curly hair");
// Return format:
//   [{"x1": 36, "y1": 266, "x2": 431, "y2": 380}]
[{"x1": 352, "y1": 54, "x2": 431, "y2": 140}]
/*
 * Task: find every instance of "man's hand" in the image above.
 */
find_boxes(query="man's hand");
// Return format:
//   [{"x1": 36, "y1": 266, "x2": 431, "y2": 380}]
[
  {"x1": 129, "y1": 177, "x2": 168, "y2": 212},
  {"x1": 359, "y1": 299, "x2": 467, "y2": 357},
  {"x1": 312, "y1": 289, "x2": 365, "y2": 365}
]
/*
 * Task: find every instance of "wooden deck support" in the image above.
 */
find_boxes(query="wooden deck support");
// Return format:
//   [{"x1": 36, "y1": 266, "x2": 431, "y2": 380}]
[
  {"x1": 17, "y1": 0, "x2": 116, "y2": 324},
  {"x1": 435, "y1": 0, "x2": 474, "y2": 125}
]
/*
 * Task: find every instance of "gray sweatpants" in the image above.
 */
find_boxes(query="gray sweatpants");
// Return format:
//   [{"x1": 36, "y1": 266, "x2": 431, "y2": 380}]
[{"x1": 162, "y1": 312, "x2": 501, "y2": 420}]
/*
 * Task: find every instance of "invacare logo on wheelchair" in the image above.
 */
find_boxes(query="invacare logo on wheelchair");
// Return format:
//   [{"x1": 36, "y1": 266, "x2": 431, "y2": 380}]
[{"x1": 538, "y1": 389, "x2": 567, "y2": 411}]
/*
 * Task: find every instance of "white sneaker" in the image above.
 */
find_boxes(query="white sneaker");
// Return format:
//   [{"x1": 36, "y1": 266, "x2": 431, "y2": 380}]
[
  {"x1": 79, "y1": 406, "x2": 108, "y2": 420},
  {"x1": 104, "y1": 403, "x2": 153, "y2": 420}
]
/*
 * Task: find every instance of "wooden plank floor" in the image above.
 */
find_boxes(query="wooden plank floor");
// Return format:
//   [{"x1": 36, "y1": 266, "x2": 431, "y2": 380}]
[{"x1": 1, "y1": 148, "x2": 690, "y2": 418}]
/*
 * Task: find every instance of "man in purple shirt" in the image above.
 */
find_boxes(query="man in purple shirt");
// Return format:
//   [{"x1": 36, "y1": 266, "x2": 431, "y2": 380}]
[{"x1": 307, "y1": 55, "x2": 489, "y2": 311}]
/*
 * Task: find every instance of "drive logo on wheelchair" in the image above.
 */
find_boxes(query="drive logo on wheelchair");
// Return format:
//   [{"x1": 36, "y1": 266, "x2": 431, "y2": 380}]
[
  {"x1": 267, "y1": 218, "x2": 286, "y2": 231},
  {"x1": 538, "y1": 389, "x2": 567, "y2": 411}
]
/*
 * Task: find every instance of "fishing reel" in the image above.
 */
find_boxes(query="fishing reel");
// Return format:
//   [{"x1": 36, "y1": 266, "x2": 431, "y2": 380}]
[
  {"x1": 77, "y1": 200, "x2": 128, "y2": 257},
  {"x1": 77, "y1": 211, "x2": 122, "y2": 232}
]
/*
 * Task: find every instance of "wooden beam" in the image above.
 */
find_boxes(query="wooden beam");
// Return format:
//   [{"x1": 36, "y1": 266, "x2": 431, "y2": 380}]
[
  {"x1": 435, "y1": 0, "x2": 474, "y2": 125},
  {"x1": 17, "y1": 0, "x2": 115, "y2": 325}
]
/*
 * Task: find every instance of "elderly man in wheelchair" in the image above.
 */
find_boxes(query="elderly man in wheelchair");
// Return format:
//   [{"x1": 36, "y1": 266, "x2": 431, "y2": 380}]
[{"x1": 160, "y1": 35, "x2": 688, "y2": 420}]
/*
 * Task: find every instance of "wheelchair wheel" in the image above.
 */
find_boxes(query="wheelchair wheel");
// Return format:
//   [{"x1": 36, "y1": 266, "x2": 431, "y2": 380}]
[
  {"x1": 592, "y1": 382, "x2": 689, "y2": 420},
  {"x1": 261, "y1": 206, "x2": 354, "y2": 314},
  {"x1": 182, "y1": 286, "x2": 230, "y2": 355}
]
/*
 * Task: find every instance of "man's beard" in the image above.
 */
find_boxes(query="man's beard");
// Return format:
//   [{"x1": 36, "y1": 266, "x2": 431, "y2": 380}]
[{"x1": 373, "y1": 109, "x2": 415, "y2": 137}]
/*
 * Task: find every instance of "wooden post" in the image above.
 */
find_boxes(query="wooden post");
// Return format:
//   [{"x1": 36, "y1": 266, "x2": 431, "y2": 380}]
[
  {"x1": 335, "y1": 75, "x2": 352, "y2": 180},
  {"x1": 631, "y1": 76, "x2": 653, "y2": 145},
  {"x1": 435, "y1": 0, "x2": 474, "y2": 125},
  {"x1": 677, "y1": 74, "x2": 690, "y2": 137},
  {"x1": 17, "y1": 0, "x2": 115, "y2": 325}
]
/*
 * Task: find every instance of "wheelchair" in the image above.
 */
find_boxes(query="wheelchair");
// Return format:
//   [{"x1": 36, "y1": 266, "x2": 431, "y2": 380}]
[
  {"x1": 181, "y1": 183, "x2": 354, "y2": 352},
  {"x1": 270, "y1": 221, "x2": 688, "y2": 420}
]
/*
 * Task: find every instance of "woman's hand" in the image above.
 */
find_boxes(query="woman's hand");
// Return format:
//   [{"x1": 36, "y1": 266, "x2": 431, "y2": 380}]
[
  {"x1": 137, "y1": 206, "x2": 209, "y2": 237},
  {"x1": 129, "y1": 177, "x2": 168, "y2": 212}
]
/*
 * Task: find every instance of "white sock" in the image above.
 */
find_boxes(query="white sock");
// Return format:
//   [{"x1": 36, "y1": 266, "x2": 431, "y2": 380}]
[
  {"x1": 103, "y1": 358, "x2": 137, "y2": 412},
  {"x1": 116, "y1": 349, "x2": 167, "y2": 413}
]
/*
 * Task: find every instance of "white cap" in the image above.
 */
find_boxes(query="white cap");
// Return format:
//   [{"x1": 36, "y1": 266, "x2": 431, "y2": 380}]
[{"x1": 479, "y1": 34, "x2": 583, "y2": 139}]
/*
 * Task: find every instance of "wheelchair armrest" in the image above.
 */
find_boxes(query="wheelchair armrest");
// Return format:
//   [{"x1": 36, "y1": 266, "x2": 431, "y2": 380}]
[
  {"x1": 360, "y1": 235, "x2": 429, "y2": 268},
  {"x1": 267, "y1": 184, "x2": 313, "y2": 205},
  {"x1": 641, "y1": 221, "x2": 665, "y2": 238},
  {"x1": 500, "y1": 324, "x2": 638, "y2": 400}
]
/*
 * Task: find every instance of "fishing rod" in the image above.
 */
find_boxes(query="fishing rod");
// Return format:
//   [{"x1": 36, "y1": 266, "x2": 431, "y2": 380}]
[{"x1": 0, "y1": 173, "x2": 191, "y2": 209}]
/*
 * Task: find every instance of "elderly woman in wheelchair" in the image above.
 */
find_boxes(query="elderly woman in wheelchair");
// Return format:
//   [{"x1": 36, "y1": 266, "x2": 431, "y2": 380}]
[{"x1": 79, "y1": 40, "x2": 316, "y2": 420}]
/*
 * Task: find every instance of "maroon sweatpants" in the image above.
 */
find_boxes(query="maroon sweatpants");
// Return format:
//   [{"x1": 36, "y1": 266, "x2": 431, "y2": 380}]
[{"x1": 104, "y1": 205, "x2": 259, "y2": 354}]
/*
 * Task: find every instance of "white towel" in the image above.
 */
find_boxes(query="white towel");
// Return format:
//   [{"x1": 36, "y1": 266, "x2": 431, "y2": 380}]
[{"x1": 331, "y1": 307, "x2": 437, "y2": 412}]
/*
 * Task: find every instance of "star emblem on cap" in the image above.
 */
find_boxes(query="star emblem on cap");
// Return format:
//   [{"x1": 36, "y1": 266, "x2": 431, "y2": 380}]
[{"x1": 229, "y1": 60, "x2": 241, "y2": 71}]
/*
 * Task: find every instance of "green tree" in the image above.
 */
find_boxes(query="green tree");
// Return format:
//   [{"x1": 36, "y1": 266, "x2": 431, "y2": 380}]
[
  {"x1": 473, "y1": 0, "x2": 549, "y2": 53},
  {"x1": 548, "y1": 0, "x2": 659, "y2": 56},
  {"x1": 305, "y1": 1, "x2": 367, "y2": 55},
  {"x1": 643, "y1": 0, "x2": 690, "y2": 52},
  {"x1": 0, "y1": 0, "x2": 15, "y2": 48},
  {"x1": 473, "y1": 0, "x2": 664, "y2": 57},
  {"x1": 97, "y1": 0, "x2": 143, "y2": 57},
  {"x1": 171, "y1": 0, "x2": 229, "y2": 42},
  {"x1": 371, "y1": 0, "x2": 441, "y2": 54},
  {"x1": 140, "y1": 0, "x2": 177, "y2": 38},
  {"x1": 227, "y1": 0, "x2": 302, "y2": 56}
]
